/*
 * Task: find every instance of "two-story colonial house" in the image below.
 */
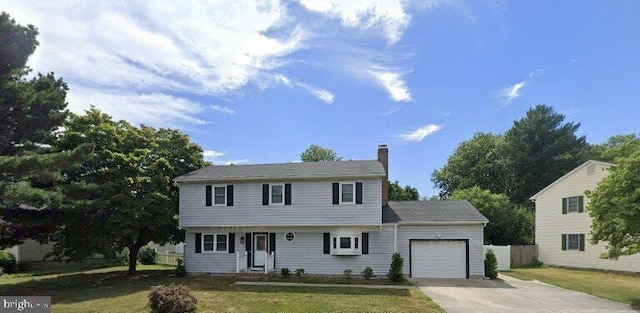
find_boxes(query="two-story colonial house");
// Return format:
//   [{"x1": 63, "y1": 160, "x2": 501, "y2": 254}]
[
  {"x1": 530, "y1": 160, "x2": 640, "y2": 272},
  {"x1": 174, "y1": 145, "x2": 488, "y2": 278}
]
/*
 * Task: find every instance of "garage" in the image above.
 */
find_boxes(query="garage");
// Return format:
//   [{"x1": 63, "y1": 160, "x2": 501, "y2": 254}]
[{"x1": 410, "y1": 240, "x2": 468, "y2": 278}]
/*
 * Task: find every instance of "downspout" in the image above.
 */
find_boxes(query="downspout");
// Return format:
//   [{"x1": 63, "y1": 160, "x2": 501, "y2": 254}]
[{"x1": 393, "y1": 224, "x2": 398, "y2": 253}]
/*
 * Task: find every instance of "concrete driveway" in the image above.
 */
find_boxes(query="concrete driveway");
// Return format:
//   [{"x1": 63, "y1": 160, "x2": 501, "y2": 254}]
[{"x1": 412, "y1": 274, "x2": 636, "y2": 313}]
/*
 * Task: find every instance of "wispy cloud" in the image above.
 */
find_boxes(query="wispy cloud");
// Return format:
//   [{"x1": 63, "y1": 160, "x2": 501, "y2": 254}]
[
  {"x1": 369, "y1": 70, "x2": 412, "y2": 102},
  {"x1": 215, "y1": 159, "x2": 250, "y2": 165},
  {"x1": 569, "y1": 58, "x2": 578, "y2": 64},
  {"x1": 398, "y1": 124, "x2": 443, "y2": 142},
  {"x1": 496, "y1": 82, "x2": 525, "y2": 106},
  {"x1": 265, "y1": 74, "x2": 335, "y2": 104},
  {"x1": 202, "y1": 149, "x2": 249, "y2": 165},
  {"x1": 203, "y1": 150, "x2": 224, "y2": 159},
  {"x1": 210, "y1": 104, "x2": 236, "y2": 115}
]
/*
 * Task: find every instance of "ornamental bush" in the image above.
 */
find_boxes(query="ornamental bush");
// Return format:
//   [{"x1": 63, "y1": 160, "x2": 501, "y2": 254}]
[
  {"x1": 148, "y1": 284, "x2": 197, "y2": 313},
  {"x1": 280, "y1": 267, "x2": 291, "y2": 278},
  {"x1": 295, "y1": 268, "x2": 305, "y2": 278},
  {"x1": 175, "y1": 258, "x2": 186, "y2": 277},
  {"x1": 0, "y1": 251, "x2": 17, "y2": 274},
  {"x1": 387, "y1": 253, "x2": 404, "y2": 282},
  {"x1": 361, "y1": 266, "x2": 374, "y2": 280},
  {"x1": 343, "y1": 268, "x2": 352, "y2": 279},
  {"x1": 138, "y1": 247, "x2": 157, "y2": 265},
  {"x1": 485, "y1": 249, "x2": 498, "y2": 279}
]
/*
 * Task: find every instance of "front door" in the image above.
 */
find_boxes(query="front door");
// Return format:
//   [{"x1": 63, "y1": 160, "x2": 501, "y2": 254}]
[{"x1": 253, "y1": 233, "x2": 267, "y2": 267}]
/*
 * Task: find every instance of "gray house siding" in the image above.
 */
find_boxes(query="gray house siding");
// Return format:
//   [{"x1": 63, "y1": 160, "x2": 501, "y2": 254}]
[
  {"x1": 275, "y1": 226, "x2": 395, "y2": 276},
  {"x1": 397, "y1": 225, "x2": 485, "y2": 277},
  {"x1": 185, "y1": 231, "x2": 239, "y2": 273},
  {"x1": 179, "y1": 179, "x2": 382, "y2": 227}
]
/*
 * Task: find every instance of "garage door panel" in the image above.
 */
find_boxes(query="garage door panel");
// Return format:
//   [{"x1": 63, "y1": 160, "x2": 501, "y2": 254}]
[{"x1": 411, "y1": 240, "x2": 467, "y2": 278}]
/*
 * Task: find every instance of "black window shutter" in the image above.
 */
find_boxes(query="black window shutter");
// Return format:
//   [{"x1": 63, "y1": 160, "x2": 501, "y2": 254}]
[
  {"x1": 269, "y1": 233, "x2": 276, "y2": 252},
  {"x1": 362, "y1": 232, "x2": 369, "y2": 254},
  {"x1": 562, "y1": 198, "x2": 567, "y2": 214},
  {"x1": 332, "y1": 183, "x2": 339, "y2": 205},
  {"x1": 228, "y1": 233, "x2": 235, "y2": 253},
  {"x1": 205, "y1": 185, "x2": 212, "y2": 207},
  {"x1": 356, "y1": 182, "x2": 363, "y2": 204},
  {"x1": 579, "y1": 234, "x2": 585, "y2": 251},
  {"x1": 323, "y1": 233, "x2": 330, "y2": 254},
  {"x1": 561, "y1": 234, "x2": 567, "y2": 250},
  {"x1": 578, "y1": 196, "x2": 584, "y2": 213},
  {"x1": 227, "y1": 185, "x2": 234, "y2": 206},
  {"x1": 285, "y1": 183, "x2": 292, "y2": 205},
  {"x1": 262, "y1": 184, "x2": 269, "y2": 205},
  {"x1": 195, "y1": 233, "x2": 202, "y2": 253},
  {"x1": 245, "y1": 233, "x2": 252, "y2": 268}
]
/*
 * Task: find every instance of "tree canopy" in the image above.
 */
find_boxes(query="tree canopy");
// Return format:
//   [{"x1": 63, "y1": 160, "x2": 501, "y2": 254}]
[
  {"x1": 53, "y1": 108, "x2": 206, "y2": 274},
  {"x1": 300, "y1": 145, "x2": 343, "y2": 162},
  {"x1": 451, "y1": 187, "x2": 533, "y2": 245},
  {"x1": 586, "y1": 144, "x2": 640, "y2": 259},
  {"x1": 389, "y1": 181, "x2": 419, "y2": 201}
]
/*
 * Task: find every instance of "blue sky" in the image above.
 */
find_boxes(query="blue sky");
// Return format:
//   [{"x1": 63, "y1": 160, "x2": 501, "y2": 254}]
[{"x1": 5, "y1": 1, "x2": 639, "y2": 197}]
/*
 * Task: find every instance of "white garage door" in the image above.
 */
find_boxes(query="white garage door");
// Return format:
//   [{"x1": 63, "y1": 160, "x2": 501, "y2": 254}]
[{"x1": 411, "y1": 240, "x2": 467, "y2": 278}]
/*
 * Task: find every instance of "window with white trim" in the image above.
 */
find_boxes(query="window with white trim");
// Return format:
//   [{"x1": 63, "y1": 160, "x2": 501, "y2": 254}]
[
  {"x1": 202, "y1": 233, "x2": 228, "y2": 252},
  {"x1": 567, "y1": 196, "x2": 581, "y2": 213},
  {"x1": 331, "y1": 233, "x2": 361, "y2": 255},
  {"x1": 213, "y1": 186, "x2": 226, "y2": 206},
  {"x1": 340, "y1": 182, "x2": 355, "y2": 204},
  {"x1": 270, "y1": 184, "x2": 284, "y2": 205}
]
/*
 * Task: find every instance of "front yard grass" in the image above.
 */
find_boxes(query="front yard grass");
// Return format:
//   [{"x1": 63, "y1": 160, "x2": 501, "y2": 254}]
[
  {"x1": 0, "y1": 265, "x2": 442, "y2": 312},
  {"x1": 503, "y1": 266, "x2": 640, "y2": 308}
]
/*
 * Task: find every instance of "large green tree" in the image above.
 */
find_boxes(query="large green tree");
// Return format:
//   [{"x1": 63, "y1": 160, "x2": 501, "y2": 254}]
[
  {"x1": 589, "y1": 134, "x2": 640, "y2": 163},
  {"x1": 451, "y1": 187, "x2": 534, "y2": 245},
  {"x1": 0, "y1": 12, "x2": 91, "y2": 248},
  {"x1": 586, "y1": 144, "x2": 640, "y2": 259},
  {"x1": 54, "y1": 109, "x2": 206, "y2": 274},
  {"x1": 300, "y1": 145, "x2": 343, "y2": 162},
  {"x1": 389, "y1": 181, "x2": 419, "y2": 201},
  {"x1": 431, "y1": 132, "x2": 511, "y2": 199},
  {"x1": 503, "y1": 105, "x2": 589, "y2": 205}
]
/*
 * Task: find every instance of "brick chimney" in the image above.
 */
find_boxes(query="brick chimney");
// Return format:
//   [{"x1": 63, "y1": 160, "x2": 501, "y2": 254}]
[{"x1": 378, "y1": 144, "x2": 389, "y2": 206}]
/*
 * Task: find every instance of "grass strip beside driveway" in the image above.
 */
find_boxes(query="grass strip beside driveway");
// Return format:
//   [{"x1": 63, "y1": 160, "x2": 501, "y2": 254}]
[{"x1": 503, "y1": 267, "x2": 640, "y2": 309}]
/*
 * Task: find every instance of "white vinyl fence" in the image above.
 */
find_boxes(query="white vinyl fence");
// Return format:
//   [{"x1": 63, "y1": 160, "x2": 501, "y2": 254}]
[{"x1": 484, "y1": 245, "x2": 511, "y2": 271}]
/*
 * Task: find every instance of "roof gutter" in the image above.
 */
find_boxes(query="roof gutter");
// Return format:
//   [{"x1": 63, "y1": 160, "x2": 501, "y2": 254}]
[
  {"x1": 174, "y1": 174, "x2": 386, "y2": 183},
  {"x1": 398, "y1": 221, "x2": 488, "y2": 226}
]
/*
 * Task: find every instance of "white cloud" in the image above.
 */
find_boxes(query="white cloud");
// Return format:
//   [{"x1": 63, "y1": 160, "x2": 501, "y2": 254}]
[
  {"x1": 398, "y1": 124, "x2": 443, "y2": 142},
  {"x1": 263, "y1": 74, "x2": 335, "y2": 104},
  {"x1": 299, "y1": 0, "x2": 410, "y2": 45},
  {"x1": 496, "y1": 82, "x2": 525, "y2": 106},
  {"x1": 203, "y1": 150, "x2": 225, "y2": 158},
  {"x1": 214, "y1": 159, "x2": 250, "y2": 165},
  {"x1": 210, "y1": 104, "x2": 236, "y2": 115},
  {"x1": 296, "y1": 82, "x2": 335, "y2": 104},
  {"x1": 369, "y1": 70, "x2": 412, "y2": 102}
]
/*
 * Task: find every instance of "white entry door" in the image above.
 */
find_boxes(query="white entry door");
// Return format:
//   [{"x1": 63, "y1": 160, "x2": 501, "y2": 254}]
[
  {"x1": 253, "y1": 234, "x2": 267, "y2": 267},
  {"x1": 411, "y1": 240, "x2": 467, "y2": 278}
]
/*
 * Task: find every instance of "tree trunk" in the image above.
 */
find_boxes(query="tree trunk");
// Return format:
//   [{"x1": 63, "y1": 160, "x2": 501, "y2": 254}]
[{"x1": 128, "y1": 246, "x2": 140, "y2": 276}]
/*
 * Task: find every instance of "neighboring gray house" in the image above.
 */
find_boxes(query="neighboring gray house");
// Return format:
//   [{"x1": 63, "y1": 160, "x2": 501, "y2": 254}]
[{"x1": 174, "y1": 145, "x2": 488, "y2": 278}]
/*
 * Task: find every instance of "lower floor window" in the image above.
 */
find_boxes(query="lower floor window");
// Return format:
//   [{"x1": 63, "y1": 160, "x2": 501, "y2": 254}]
[
  {"x1": 203, "y1": 233, "x2": 228, "y2": 252},
  {"x1": 567, "y1": 234, "x2": 579, "y2": 250},
  {"x1": 331, "y1": 234, "x2": 361, "y2": 255}
]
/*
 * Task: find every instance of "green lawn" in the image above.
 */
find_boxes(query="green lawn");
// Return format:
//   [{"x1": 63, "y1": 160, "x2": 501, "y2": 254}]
[
  {"x1": 0, "y1": 265, "x2": 443, "y2": 313},
  {"x1": 503, "y1": 267, "x2": 640, "y2": 308}
]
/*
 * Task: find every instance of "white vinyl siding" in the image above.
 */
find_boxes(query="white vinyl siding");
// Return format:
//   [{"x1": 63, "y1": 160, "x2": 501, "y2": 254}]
[
  {"x1": 180, "y1": 180, "x2": 382, "y2": 227},
  {"x1": 535, "y1": 161, "x2": 640, "y2": 272},
  {"x1": 185, "y1": 232, "x2": 237, "y2": 273}
]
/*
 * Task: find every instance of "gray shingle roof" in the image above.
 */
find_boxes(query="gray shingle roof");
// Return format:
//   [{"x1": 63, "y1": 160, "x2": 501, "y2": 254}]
[
  {"x1": 383, "y1": 200, "x2": 488, "y2": 223},
  {"x1": 174, "y1": 160, "x2": 386, "y2": 182}
]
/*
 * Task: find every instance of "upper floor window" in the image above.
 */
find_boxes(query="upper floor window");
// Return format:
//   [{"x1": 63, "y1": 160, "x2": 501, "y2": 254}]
[
  {"x1": 203, "y1": 233, "x2": 228, "y2": 252},
  {"x1": 271, "y1": 184, "x2": 284, "y2": 205},
  {"x1": 341, "y1": 183, "x2": 355, "y2": 204},
  {"x1": 562, "y1": 195, "x2": 583, "y2": 214},
  {"x1": 214, "y1": 186, "x2": 226, "y2": 205}
]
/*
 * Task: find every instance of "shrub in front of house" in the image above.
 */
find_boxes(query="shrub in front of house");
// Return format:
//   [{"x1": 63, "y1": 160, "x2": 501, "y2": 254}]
[
  {"x1": 361, "y1": 266, "x2": 374, "y2": 280},
  {"x1": 295, "y1": 268, "x2": 305, "y2": 278},
  {"x1": 175, "y1": 258, "x2": 186, "y2": 277},
  {"x1": 280, "y1": 267, "x2": 291, "y2": 278},
  {"x1": 343, "y1": 268, "x2": 352, "y2": 279},
  {"x1": 484, "y1": 249, "x2": 498, "y2": 279},
  {"x1": 0, "y1": 250, "x2": 17, "y2": 274},
  {"x1": 138, "y1": 247, "x2": 157, "y2": 265},
  {"x1": 148, "y1": 284, "x2": 197, "y2": 313},
  {"x1": 387, "y1": 253, "x2": 404, "y2": 282}
]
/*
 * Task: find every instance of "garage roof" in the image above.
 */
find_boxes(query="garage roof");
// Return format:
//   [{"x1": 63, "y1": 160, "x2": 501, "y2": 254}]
[
  {"x1": 174, "y1": 160, "x2": 386, "y2": 182},
  {"x1": 383, "y1": 200, "x2": 488, "y2": 224}
]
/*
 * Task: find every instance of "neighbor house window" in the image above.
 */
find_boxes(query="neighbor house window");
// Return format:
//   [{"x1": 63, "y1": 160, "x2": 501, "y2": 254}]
[
  {"x1": 270, "y1": 184, "x2": 284, "y2": 205},
  {"x1": 340, "y1": 183, "x2": 355, "y2": 204},
  {"x1": 213, "y1": 186, "x2": 226, "y2": 205},
  {"x1": 567, "y1": 196, "x2": 580, "y2": 213},
  {"x1": 331, "y1": 233, "x2": 361, "y2": 255},
  {"x1": 203, "y1": 233, "x2": 228, "y2": 252},
  {"x1": 567, "y1": 234, "x2": 579, "y2": 250}
]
